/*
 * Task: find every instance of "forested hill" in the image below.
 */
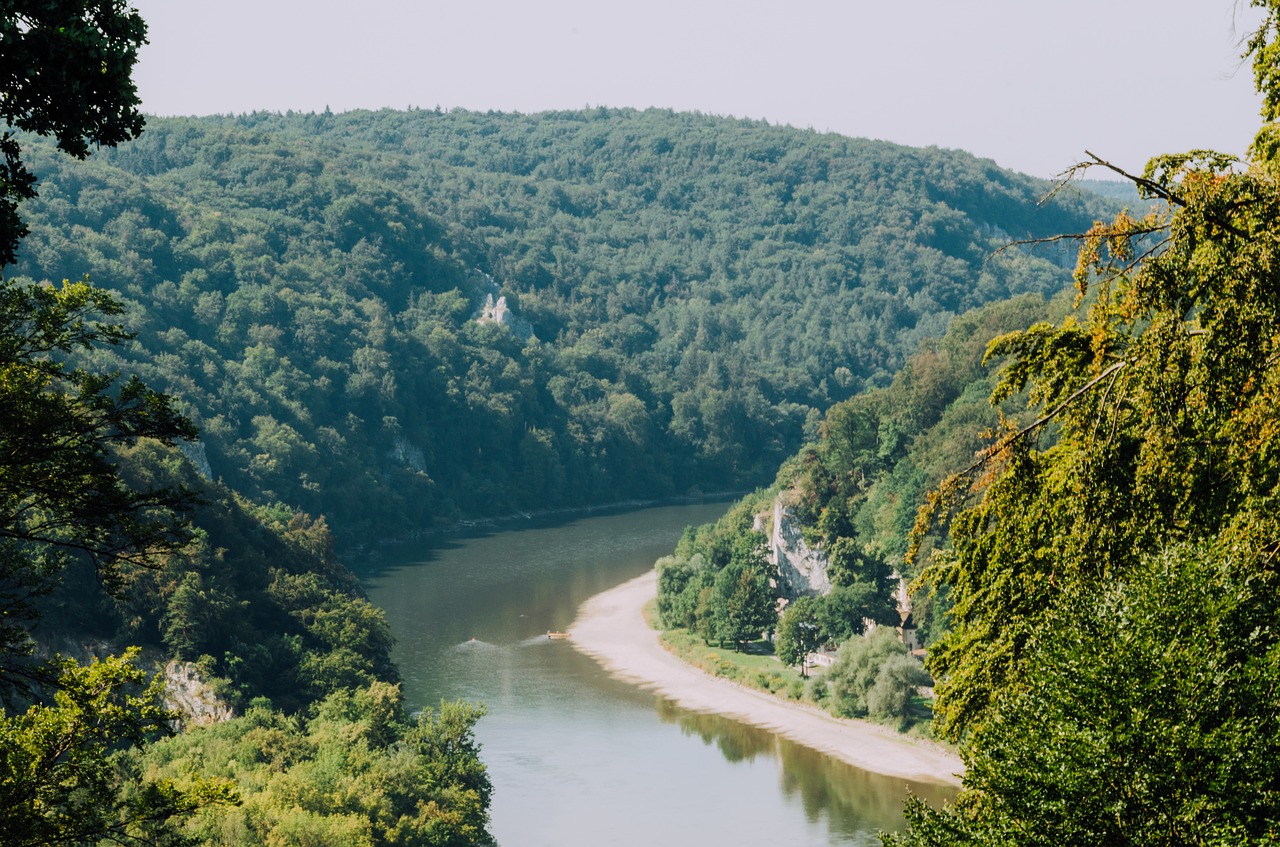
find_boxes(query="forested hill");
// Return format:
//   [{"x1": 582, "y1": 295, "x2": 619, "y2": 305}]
[{"x1": 11, "y1": 108, "x2": 1113, "y2": 541}]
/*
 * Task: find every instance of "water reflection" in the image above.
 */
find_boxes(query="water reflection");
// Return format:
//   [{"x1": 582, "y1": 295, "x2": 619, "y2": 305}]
[
  {"x1": 658, "y1": 700, "x2": 954, "y2": 840},
  {"x1": 360, "y1": 502, "x2": 957, "y2": 847},
  {"x1": 663, "y1": 699, "x2": 776, "y2": 763}
]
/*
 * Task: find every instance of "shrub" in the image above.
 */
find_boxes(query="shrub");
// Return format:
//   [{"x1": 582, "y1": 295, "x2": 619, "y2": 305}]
[
  {"x1": 822, "y1": 627, "x2": 930, "y2": 720},
  {"x1": 867, "y1": 653, "x2": 932, "y2": 720}
]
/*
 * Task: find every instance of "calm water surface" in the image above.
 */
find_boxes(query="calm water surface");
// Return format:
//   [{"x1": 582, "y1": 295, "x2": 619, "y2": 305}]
[{"x1": 358, "y1": 502, "x2": 954, "y2": 847}]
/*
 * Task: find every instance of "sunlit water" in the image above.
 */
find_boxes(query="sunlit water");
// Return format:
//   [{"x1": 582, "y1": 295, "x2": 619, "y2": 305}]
[{"x1": 358, "y1": 502, "x2": 954, "y2": 847}]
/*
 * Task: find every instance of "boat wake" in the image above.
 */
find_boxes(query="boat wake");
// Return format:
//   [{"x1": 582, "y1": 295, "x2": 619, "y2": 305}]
[{"x1": 452, "y1": 638, "x2": 500, "y2": 652}]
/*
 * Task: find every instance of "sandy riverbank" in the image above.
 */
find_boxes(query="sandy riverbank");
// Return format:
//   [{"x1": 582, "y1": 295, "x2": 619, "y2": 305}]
[{"x1": 569, "y1": 570, "x2": 963, "y2": 786}]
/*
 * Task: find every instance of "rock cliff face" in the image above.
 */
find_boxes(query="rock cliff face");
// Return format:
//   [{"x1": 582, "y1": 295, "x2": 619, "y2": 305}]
[
  {"x1": 163, "y1": 660, "x2": 234, "y2": 728},
  {"x1": 758, "y1": 495, "x2": 831, "y2": 599},
  {"x1": 36, "y1": 636, "x2": 233, "y2": 729},
  {"x1": 758, "y1": 494, "x2": 919, "y2": 643},
  {"x1": 388, "y1": 435, "x2": 427, "y2": 473},
  {"x1": 178, "y1": 438, "x2": 213, "y2": 480},
  {"x1": 477, "y1": 293, "x2": 536, "y2": 340},
  {"x1": 472, "y1": 272, "x2": 535, "y2": 341}
]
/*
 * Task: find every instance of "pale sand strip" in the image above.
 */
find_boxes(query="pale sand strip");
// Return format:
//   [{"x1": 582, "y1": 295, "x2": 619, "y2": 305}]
[{"x1": 569, "y1": 570, "x2": 963, "y2": 786}]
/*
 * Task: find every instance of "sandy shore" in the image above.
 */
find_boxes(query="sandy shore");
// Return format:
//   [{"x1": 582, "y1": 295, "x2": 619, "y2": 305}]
[{"x1": 569, "y1": 570, "x2": 963, "y2": 786}]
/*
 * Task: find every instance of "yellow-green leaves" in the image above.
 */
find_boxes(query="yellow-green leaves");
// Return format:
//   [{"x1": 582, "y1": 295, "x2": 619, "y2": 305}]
[
  {"x1": 0, "y1": 649, "x2": 227, "y2": 847},
  {"x1": 898, "y1": 8, "x2": 1280, "y2": 844},
  {"x1": 137, "y1": 691, "x2": 492, "y2": 847}
]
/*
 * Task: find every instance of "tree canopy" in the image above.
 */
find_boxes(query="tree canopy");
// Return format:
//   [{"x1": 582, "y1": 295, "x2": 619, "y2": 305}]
[
  {"x1": 0, "y1": 5, "x2": 495, "y2": 845},
  {"x1": 889, "y1": 3, "x2": 1280, "y2": 843},
  {"x1": 0, "y1": 279, "x2": 196, "y2": 682},
  {"x1": 658, "y1": 291, "x2": 1064, "y2": 655},
  {"x1": 0, "y1": 0, "x2": 147, "y2": 265},
  {"x1": 8, "y1": 109, "x2": 1111, "y2": 541},
  {"x1": 0, "y1": 4, "x2": 221, "y2": 844}
]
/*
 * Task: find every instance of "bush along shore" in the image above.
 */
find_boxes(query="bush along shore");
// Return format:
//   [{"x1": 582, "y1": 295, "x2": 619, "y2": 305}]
[{"x1": 656, "y1": 622, "x2": 938, "y2": 741}]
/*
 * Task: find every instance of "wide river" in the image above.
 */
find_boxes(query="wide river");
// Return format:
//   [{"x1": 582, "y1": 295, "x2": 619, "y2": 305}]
[{"x1": 358, "y1": 501, "x2": 954, "y2": 847}]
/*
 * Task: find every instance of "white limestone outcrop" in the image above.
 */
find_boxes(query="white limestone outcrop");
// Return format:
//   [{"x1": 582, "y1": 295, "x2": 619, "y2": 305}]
[
  {"x1": 388, "y1": 435, "x2": 427, "y2": 472},
  {"x1": 178, "y1": 439, "x2": 213, "y2": 480},
  {"x1": 163, "y1": 660, "x2": 234, "y2": 728},
  {"x1": 759, "y1": 495, "x2": 831, "y2": 599},
  {"x1": 472, "y1": 271, "x2": 535, "y2": 340}
]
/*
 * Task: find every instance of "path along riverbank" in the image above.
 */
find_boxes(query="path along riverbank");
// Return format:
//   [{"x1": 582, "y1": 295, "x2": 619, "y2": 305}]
[{"x1": 569, "y1": 570, "x2": 963, "y2": 786}]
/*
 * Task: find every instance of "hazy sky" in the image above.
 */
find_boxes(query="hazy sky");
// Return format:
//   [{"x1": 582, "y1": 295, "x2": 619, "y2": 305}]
[{"x1": 130, "y1": 1, "x2": 1265, "y2": 179}]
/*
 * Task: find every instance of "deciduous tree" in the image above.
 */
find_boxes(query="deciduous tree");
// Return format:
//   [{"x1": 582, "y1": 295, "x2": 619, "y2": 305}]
[
  {"x1": 892, "y1": 3, "x2": 1280, "y2": 843},
  {"x1": 0, "y1": 4, "x2": 225, "y2": 843},
  {"x1": 0, "y1": 278, "x2": 196, "y2": 688},
  {"x1": 712, "y1": 533, "x2": 776, "y2": 651},
  {"x1": 0, "y1": 649, "x2": 235, "y2": 847},
  {"x1": 774, "y1": 595, "x2": 821, "y2": 674},
  {"x1": 0, "y1": 0, "x2": 148, "y2": 266}
]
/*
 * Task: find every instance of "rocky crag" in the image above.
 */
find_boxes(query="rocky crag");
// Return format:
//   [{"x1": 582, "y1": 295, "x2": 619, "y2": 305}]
[{"x1": 757, "y1": 494, "x2": 831, "y2": 599}]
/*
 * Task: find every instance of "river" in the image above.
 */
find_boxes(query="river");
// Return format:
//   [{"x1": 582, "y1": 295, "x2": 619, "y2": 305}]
[{"x1": 358, "y1": 501, "x2": 954, "y2": 847}]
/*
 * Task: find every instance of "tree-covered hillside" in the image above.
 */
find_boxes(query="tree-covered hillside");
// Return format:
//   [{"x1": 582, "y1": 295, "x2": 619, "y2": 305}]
[
  {"x1": 0, "y1": 277, "x2": 493, "y2": 847},
  {"x1": 11, "y1": 109, "x2": 1111, "y2": 540},
  {"x1": 655, "y1": 291, "x2": 1062, "y2": 665}
]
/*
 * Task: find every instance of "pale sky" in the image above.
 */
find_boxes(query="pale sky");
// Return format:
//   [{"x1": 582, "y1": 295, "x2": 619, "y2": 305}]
[{"x1": 130, "y1": 1, "x2": 1266, "y2": 179}]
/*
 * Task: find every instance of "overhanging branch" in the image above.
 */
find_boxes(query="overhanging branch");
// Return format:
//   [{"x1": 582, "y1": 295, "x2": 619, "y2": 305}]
[{"x1": 961, "y1": 359, "x2": 1129, "y2": 479}]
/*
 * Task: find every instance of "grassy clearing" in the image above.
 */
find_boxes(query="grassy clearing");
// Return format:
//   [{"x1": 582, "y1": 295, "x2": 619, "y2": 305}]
[
  {"x1": 657, "y1": 625, "x2": 809, "y2": 701},
  {"x1": 646, "y1": 600, "x2": 940, "y2": 740}
]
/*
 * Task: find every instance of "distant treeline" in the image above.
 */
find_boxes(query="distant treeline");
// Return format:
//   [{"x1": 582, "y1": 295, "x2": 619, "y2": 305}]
[{"x1": 12, "y1": 108, "x2": 1112, "y2": 542}]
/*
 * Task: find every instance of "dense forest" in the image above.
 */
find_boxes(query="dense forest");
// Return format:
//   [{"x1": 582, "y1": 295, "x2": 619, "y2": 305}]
[
  {"x1": 654, "y1": 291, "x2": 1066, "y2": 723},
  {"x1": 12, "y1": 0, "x2": 1280, "y2": 844},
  {"x1": 0, "y1": 6, "x2": 487, "y2": 845},
  {"x1": 663, "y1": 5, "x2": 1280, "y2": 845},
  {"x1": 8, "y1": 109, "x2": 1113, "y2": 541},
  {"x1": 1, "y1": 277, "x2": 494, "y2": 847}
]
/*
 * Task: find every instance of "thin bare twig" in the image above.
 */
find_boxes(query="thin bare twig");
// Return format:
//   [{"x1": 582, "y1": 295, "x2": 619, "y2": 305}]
[
  {"x1": 958, "y1": 360, "x2": 1130, "y2": 480},
  {"x1": 1081, "y1": 151, "x2": 1186, "y2": 208}
]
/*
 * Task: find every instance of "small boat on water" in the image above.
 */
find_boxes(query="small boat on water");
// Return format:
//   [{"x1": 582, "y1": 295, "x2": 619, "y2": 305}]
[{"x1": 546, "y1": 630, "x2": 570, "y2": 639}]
